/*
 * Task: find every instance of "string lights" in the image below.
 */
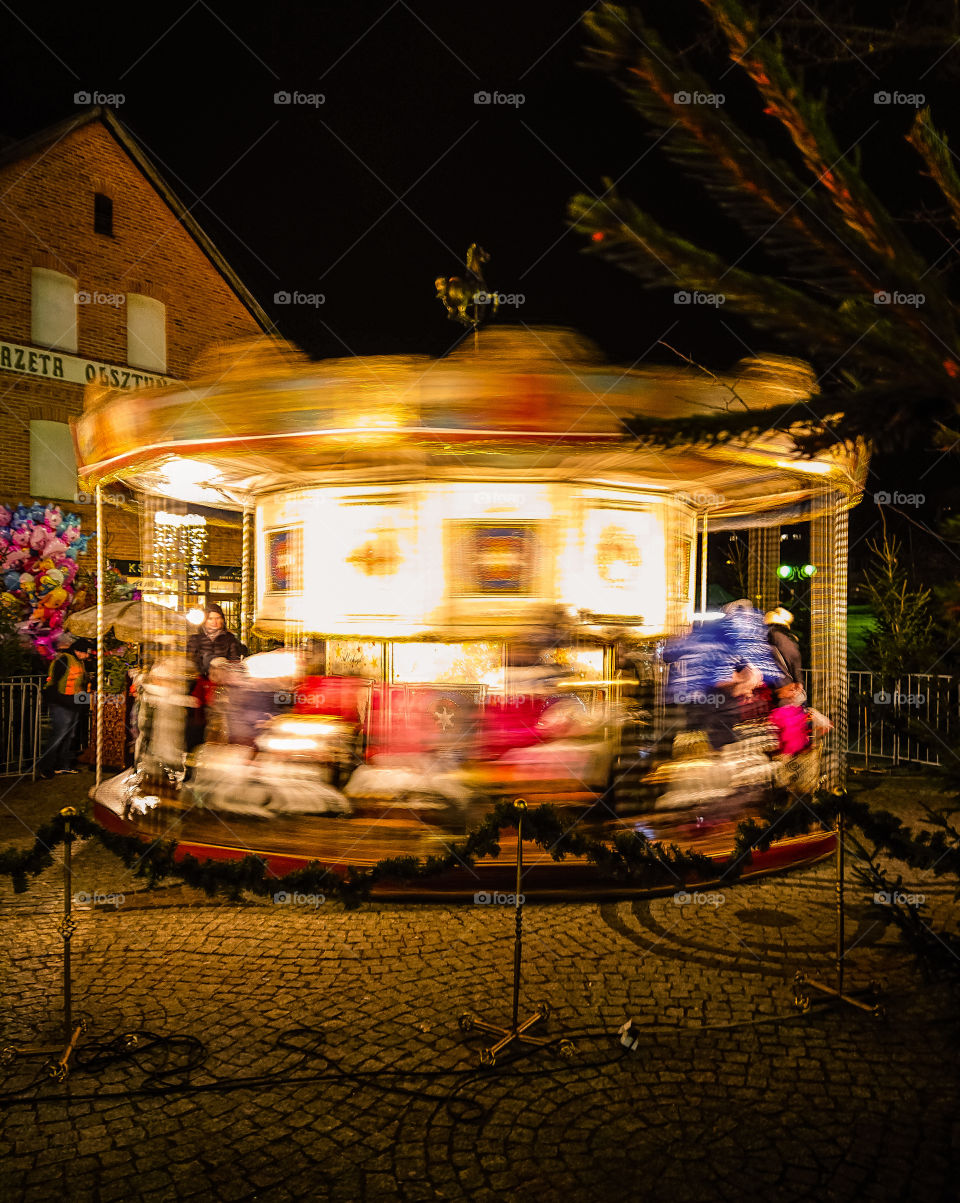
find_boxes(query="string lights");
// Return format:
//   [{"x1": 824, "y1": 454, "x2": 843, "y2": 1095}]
[{"x1": 154, "y1": 511, "x2": 208, "y2": 606}]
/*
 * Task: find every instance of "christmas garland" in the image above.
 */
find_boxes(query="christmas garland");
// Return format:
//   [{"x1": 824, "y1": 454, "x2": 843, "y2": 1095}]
[
  {"x1": 1, "y1": 788, "x2": 956, "y2": 911},
  {"x1": 0, "y1": 789, "x2": 844, "y2": 907}
]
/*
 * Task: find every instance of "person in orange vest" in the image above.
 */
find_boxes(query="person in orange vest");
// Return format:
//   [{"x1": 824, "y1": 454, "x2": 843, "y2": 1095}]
[{"x1": 39, "y1": 637, "x2": 93, "y2": 778}]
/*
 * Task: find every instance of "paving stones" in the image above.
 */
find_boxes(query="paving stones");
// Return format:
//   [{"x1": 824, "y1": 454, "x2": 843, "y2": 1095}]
[{"x1": 1, "y1": 774, "x2": 959, "y2": 1200}]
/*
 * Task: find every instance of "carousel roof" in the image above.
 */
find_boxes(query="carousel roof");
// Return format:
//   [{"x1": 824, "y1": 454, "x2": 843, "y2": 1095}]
[{"x1": 73, "y1": 327, "x2": 868, "y2": 525}]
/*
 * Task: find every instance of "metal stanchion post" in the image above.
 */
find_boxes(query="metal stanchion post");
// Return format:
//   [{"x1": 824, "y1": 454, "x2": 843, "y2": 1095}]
[
  {"x1": 793, "y1": 790, "x2": 884, "y2": 1018},
  {"x1": 63, "y1": 806, "x2": 74, "y2": 1039},
  {"x1": 2, "y1": 808, "x2": 88, "y2": 1080},
  {"x1": 51, "y1": 807, "x2": 86, "y2": 1079},
  {"x1": 459, "y1": 800, "x2": 576, "y2": 1067}
]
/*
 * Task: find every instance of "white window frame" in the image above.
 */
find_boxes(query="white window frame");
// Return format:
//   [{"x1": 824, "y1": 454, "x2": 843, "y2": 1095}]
[
  {"x1": 31, "y1": 268, "x2": 78, "y2": 352},
  {"x1": 29, "y1": 420, "x2": 79, "y2": 500},
  {"x1": 127, "y1": 293, "x2": 167, "y2": 372}
]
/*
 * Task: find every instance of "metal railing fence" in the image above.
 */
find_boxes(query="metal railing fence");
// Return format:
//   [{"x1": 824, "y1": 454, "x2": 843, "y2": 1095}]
[
  {"x1": 804, "y1": 669, "x2": 956, "y2": 768},
  {"x1": 0, "y1": 675, "x2": 44, "y2": 779}
]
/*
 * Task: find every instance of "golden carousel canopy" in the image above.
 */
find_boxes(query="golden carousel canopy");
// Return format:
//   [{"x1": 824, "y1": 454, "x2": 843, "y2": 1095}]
[{"x1": 74, "y1": 327, "x2": 867, "y2": 528}]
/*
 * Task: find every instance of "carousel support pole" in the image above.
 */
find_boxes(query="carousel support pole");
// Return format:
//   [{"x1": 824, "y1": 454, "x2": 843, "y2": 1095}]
[
  {"x1": 793, "y1": 790, "x2": 884, "y2": 1018},
  {"x1": 748, "y1": 525, "x2": 780, "y2": 613},
  {"x1": 834, "y1": 495, "x2": 849, "y2": 791},
  {"x1": 810, "y1": 490, "x2": 848, "y2": 789},
  {"x1": 240, "y1": 508, "x2": 252, "y2": 648},
  {"x1": 699, "y1": 512, "x2": 709, "y2": 614},
  {"x1": 458, "y1": 801, "x2": 575, "y2": 1067},
  {"x1": 95, "y1": 485, "x2": 105, "y2": 791},
  {"x1": 603, "y1": 644, "x2": 618, "y2": 741}
]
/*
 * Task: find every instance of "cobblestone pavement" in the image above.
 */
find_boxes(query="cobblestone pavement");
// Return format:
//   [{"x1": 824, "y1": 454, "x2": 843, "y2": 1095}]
[{"x1": 1, "y1": 771, "x2": 959, "y2": 1202}]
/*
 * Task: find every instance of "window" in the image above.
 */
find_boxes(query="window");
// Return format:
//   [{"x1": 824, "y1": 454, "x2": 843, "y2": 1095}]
[
  {"x1": 29, "y1": 421, "x2": 78, "y2": 500},
  {"x1": 31, "y1": 268, "x2": 77, "y2": 352},
  {"x1": 94, "y1": 193, "x2": 113, "y2": 235},
  {"x1": 127, "y1": 293, "x2": 166, "y2": 372}
]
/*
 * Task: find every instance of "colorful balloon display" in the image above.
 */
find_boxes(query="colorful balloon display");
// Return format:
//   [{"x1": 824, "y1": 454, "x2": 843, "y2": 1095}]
[{"x1": 0, "y1": 502, "x2": 89, "y2": 659}]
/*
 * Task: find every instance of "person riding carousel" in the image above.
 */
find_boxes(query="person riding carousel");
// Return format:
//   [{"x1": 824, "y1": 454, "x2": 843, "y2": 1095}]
[{"x1": 764, "y1": 606, "x2": 804, "y2": 690}]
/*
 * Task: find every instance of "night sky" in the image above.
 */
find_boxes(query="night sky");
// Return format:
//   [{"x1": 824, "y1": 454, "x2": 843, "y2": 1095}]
[{"x1": 3, "y1": 0, "x2": 958, "y2": 580}]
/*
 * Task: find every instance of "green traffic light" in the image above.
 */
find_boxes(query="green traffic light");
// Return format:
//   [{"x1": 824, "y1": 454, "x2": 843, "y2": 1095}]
[
  {"x1": 777, "y1": 564, "x2": 793, "y2": 579},
  {"x1": 802, "y1": 563, "x2": 817, "y2": 577}
]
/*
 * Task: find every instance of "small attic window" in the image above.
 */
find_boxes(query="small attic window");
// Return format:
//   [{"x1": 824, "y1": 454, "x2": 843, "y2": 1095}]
[{"x1": 94, "y1": 193, "x2": 113, "y2": 236}]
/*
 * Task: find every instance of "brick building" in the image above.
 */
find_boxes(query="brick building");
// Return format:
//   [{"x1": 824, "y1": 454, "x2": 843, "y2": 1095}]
[{"x1": 0, "y1": 106, "x2": 273, "y2": 623}]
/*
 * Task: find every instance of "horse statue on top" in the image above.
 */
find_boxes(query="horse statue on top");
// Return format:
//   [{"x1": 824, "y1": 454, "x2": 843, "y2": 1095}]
[{"x1": 435, "y1": 243, "x2": 499, "y2": 328}]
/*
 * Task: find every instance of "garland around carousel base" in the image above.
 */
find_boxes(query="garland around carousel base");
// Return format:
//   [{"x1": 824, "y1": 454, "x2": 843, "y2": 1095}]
[{"x1": 0, "y1": 792, "x2": 830, "y2": 901}]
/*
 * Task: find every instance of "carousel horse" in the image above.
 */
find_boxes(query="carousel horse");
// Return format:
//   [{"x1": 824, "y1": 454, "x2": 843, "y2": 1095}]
[{"x1": 435, "y1": 243, "x2": 499, "y2": 327}]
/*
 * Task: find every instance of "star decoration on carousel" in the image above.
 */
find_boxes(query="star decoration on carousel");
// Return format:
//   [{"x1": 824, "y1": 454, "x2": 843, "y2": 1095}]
[{"x1": 434, "y1": 703, "x2": 457, "y2": 731}]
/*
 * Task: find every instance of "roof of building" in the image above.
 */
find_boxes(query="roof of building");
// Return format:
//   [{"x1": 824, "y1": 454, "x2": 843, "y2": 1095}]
[{"x1": 0, "y1": 106, "x2": 274, "y2": 333}]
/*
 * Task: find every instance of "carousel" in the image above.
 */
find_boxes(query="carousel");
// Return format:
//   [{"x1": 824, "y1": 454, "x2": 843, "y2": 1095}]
[{"x1": 73, "y1": 323, "x2": 865, "y2": 895}]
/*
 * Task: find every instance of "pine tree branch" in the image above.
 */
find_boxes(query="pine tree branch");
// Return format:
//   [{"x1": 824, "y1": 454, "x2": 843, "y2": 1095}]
[
  {"x1": 620, "y1": 381, "x2": 958, "y2": 454},
  {"x1": 701, "y1": 0, "x2": 929, "y2": 280},
  {"x1": 568, "y1": 183, "x2": 945, "y2": 375},
  {"x1": 907, "y1": 108, "x2": 960, "y2": 239},
  {"x1": 581, "y1": 5, "x2": 879, "y2": 296},
  {"x1": 657, "y1": 339, "x2": 751, "y2": 408}
]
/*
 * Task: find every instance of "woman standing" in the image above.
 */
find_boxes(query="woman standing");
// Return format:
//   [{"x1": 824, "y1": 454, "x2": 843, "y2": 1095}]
[
  {"x1": 186, "y1": 604, "x2": 246, "y2": 747},
  {"x1": 187, "y1": 604, "x2": 245, "y2": 676}
]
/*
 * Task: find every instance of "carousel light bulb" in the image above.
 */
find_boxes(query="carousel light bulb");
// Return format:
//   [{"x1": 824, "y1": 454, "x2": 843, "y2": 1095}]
[
  {"x1": 187, "y1": 608, "x2": 205, "y2": 625},
  {"x1": 777, "y1": 564, "x2": 793, "y2": 580},
  {"x1": 801, "y1": 563, "x2": 817, "y2": 577},
  {"x1": 161, "y1": 458, "x2": 221, "y2": 494}
]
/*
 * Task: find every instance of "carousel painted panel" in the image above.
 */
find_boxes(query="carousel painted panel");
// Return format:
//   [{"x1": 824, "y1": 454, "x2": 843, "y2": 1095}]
[
  {"x1": 256, "y1": 486, "x2": 431, "y2": 637},
  {"x1": 254, "y1": 483, "x2": 694, "y2": 639}
]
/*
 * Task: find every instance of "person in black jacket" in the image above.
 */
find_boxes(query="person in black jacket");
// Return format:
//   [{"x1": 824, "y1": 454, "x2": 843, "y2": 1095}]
[
  {"x1": 765, "y1": 606, "x2": 804, "y2": 688},
  {"x1": 186, "y1": 604, "x2": 246, "y2": 748},
  {"x1": 187, "y1": 604, "x2": 246, "y2": 676}
]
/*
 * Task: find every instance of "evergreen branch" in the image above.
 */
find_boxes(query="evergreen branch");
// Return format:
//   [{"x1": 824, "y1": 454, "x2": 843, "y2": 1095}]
[
  {"x1": 907, "y1": 108, "x2": 960, "y2": 238},
  {"x1": 582, "y1": 5, "x2": 883, "y2": 295},
  {"x1": 700, "y1": 0, "x2": 928, "y2": 279},
  {"x1": 657, "y1": 339, "x2": 751, "y2": 408},
  {"x1": 568, "y1": 183, "x2": 943, "y2": 375},
  {"x1": 3, "y1": 790, "x2": 956, "y2": 973},
  {"x1": 620, "y1": 381, "x2": 958, "y2": 454}
]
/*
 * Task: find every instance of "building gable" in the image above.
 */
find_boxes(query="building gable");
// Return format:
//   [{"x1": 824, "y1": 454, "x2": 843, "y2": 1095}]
[{"x1": 0, "y1": 112, "x2": 272, "y2": 377}]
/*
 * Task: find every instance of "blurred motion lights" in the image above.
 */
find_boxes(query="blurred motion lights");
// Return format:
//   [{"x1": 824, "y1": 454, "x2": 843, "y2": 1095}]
[{"x1": 244, "y1": 650, "x2": 302, "y2": 680}]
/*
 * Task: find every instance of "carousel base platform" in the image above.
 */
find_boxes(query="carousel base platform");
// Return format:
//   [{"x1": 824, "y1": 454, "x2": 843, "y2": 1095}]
[{"x1": 91, "y1": 771, "x2": 835, "y2": 901}]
